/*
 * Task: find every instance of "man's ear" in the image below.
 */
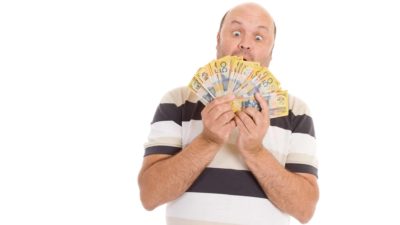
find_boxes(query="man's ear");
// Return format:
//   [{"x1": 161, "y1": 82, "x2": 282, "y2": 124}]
[{"x1": 216, "y1": 32, "x2": 221, "y2": 49}]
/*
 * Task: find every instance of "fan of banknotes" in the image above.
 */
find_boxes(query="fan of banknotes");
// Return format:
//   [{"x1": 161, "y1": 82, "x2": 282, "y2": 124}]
[{"x1": 188, "y1": 55, "x2": 288, "y2": 118}]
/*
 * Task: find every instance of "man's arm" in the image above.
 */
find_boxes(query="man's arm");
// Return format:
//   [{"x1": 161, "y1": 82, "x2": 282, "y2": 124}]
[
  {"x1": 234, "y1": 93, "x2": 318, "y2": 223},
  {"x1": 138, "y1": 95, "x2": 236, "y2": 210},
  {"x1": 138, "y1": 134, "x2": 220, "y2": 210},
  {"x1": 242, "y1": 149, "x2": 319, "y2": 224}
]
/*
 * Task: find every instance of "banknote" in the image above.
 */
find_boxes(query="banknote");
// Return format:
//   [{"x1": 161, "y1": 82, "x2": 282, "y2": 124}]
[
  {"x1": 194, "y1": 66, "x2": 217, "y2": 98},
  {"x1": 231, "y1": 90, "x2": 289, "y2": 118},
  {"x1": 188, "y1": 76, "x2": 214, "y2": 105},
  {"x1": 188, "y1": 56, "x2": 289, "y2": 118}
]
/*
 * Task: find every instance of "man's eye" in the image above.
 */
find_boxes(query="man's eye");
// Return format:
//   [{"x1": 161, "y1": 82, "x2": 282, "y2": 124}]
[
  {"x1": 232, "y1": 31, "x2": 241, "y2": 37},
  {"x1": 255, "y1": 35, "x2": 263, "y2": 41}
]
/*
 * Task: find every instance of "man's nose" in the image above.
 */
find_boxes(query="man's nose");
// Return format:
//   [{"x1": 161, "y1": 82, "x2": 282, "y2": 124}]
[
  {"x1": 238, "y1": 37, "x2": 251, "y2": 51},
  {"x1": 240, "y1": 45, "x2": 250, "y2": 50}
]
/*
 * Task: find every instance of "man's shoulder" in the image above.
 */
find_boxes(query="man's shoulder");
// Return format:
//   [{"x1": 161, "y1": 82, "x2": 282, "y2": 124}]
[
  {"x1": 288, "y1": 93, "x2": 312, "y2": 117},
  {"x1": 160, "y1": 86, "x2": 198, "y2": 106}
]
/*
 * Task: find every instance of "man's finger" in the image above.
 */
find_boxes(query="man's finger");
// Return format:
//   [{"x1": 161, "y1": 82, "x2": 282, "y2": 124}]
[
  {"x1": 203, "y1": 94, "x2": 235, "y2": 114},
  {"x1": 207, "y1": 102, "x2": 234, "y2": 121},
  {"x1": 216, "y1": 110, "x2": 236, "y2": 125},
  {"x1": 255, "y1": 93, "x2": 269, "y2": 118},
  {"x1": 234, "y1": 115, "x2": 249, "y2": 135},
  {"x1": 236, "y1": 111, "x2": 256, "y2": 132},
  {"x1": 243, "y1": 107, "x2": 263, "y2": 126}
]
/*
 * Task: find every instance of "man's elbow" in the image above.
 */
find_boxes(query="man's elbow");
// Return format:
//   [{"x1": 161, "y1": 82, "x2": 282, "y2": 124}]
[
  {"x1": 138, "y1": 172, "x2": 159, "y2": 211},
  {"x1": 140, "y1": 191, "x2": 159, "y2": 211},
  {"x1": 295, "y1": 202, "x2": 317, "y2": 224},
  {"x1": 141, "y1": 201, "x2": 157, "y2": 211},
  {"x1": 296, "y1": 210, "x2": 314, "y2": 224},
  {"x1": 296, "y1": 178, "x2": 319, "y2": 223}
]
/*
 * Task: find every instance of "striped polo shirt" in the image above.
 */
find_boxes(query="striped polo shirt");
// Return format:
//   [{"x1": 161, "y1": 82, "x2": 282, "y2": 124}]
[{"x1": 144, "y1": 86, "x2": 318, "y2": 225}]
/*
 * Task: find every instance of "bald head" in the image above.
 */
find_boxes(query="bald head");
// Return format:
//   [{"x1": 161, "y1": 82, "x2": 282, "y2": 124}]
[
  {"x1": 218, "y1": 3, "x2": 276, "y2": 38},
  {"x1": 216, "y1": 3, "x2": 276, "y2": 67}
]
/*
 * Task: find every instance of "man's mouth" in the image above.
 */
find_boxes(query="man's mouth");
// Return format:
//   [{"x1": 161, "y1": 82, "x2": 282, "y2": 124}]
[{"x1": 231, "y1": 53, "x2": 251, "y2": 61}]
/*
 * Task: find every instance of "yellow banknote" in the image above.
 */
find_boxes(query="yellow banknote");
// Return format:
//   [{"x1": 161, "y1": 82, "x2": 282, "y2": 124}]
[{"x1": 231, "y1": 90, "x2": 288, "y2": 118}]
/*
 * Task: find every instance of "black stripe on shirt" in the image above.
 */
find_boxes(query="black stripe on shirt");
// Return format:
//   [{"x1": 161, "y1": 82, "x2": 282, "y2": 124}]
[
  {"x1": 187, "y1": 167, "x2": 268, "y2": 199},
  {"x1": 285, "y1": 163, "x2": 318, "y2": 178},
  {"x1": 289, "y1": 110, "x2": 315, "y2": 137},
  {"x1": 151, "y1": 101, "x2": 203, "y2": 126},
  {"x1": 271, "y1": 110, "x2": 315, "y2": 137},
  {"x1": 144, "y1": 146, "x2": 181, "y2": 156}
]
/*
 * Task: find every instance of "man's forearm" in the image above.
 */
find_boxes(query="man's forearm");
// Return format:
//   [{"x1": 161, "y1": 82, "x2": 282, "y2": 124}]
[
  {"x1": 138, "y1": 134, "x2": 220, "y2": 210},
  {"x1": 242, "y1": 148, "x2": 319, "y2": 223}
]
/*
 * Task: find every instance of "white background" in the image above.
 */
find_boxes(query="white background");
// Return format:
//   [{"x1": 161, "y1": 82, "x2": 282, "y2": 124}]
[{"x1": 1, "y1": 0, "x2": 400, "y2": 224}]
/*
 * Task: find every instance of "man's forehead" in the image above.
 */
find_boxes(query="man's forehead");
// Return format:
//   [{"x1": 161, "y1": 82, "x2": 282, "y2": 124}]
[
  {"x1": 224, "y1": 16, "x2": 273, "y2": 32},
  {"x1": 223, "y1": 6, "x2": 274, "y2": 28}
]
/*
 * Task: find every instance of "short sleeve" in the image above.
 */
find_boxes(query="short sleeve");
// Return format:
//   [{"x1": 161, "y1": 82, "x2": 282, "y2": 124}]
[
  {"x1": 143, "y1": 88, "x2": 185, "y2": 156},
  {"x1": 285, "y1": 95, "x2": 318, "y2": 177}
]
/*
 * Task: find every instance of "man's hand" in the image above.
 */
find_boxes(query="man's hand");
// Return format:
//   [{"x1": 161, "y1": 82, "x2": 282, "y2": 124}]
[
  {"x1": 235, "y1": 93, "x2": 270, "y2": 156},
  {"x1": 139, "y1": 94, "x2": 237, "y2": 210},
  {"x1": 201, "y1": 94, "x2": 236, "y2": 146}
]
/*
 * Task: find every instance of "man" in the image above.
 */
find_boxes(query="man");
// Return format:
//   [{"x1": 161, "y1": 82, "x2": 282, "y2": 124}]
[{"x1": 139, "y1": 3, "x2": 319, "y2": 225}]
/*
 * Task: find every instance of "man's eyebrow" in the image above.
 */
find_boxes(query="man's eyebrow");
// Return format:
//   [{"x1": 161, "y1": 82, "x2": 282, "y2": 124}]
[
  {"x1": 230, "y1": 20, "x2": 270, "y2": 32},
  {"x1": 258, "y1": 25, "x2": 270, "y2": 32},
  {"x1": 230, "y1": 20, "x2": 242, "y2": 25}
]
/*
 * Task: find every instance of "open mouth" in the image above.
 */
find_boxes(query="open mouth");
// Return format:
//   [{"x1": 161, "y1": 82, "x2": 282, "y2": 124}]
[{"x1": 231, "y1": 54, "x2": 250, "y2": 61}]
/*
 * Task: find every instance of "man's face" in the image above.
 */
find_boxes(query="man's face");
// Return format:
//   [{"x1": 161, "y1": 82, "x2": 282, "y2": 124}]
[{"x1": 216, "y1": 5, "x2": 275, "y2": 67}]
